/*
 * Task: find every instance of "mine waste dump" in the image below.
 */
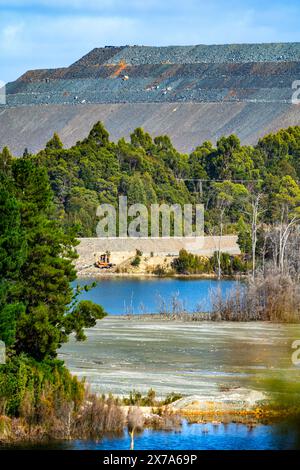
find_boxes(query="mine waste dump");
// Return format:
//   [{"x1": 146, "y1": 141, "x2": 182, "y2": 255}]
[
  {"x1": 5, "y1": 43, "x2": 300, "y2": 106},
  {"x1": 1, "y1": 43, "x2": 300, "y2": 154}
]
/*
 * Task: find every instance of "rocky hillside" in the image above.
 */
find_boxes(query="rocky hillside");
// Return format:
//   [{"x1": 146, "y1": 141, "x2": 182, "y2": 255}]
[{"x1": 1, "y1": 43, "x2": 300, "y2": 154}]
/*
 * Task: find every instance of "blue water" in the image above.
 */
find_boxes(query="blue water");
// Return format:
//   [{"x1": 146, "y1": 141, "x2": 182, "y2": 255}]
[
  {"x1": 4, "y1": 422, "x2": 298, "y2": 450},
  {"x1": 77, "y1": 422, "x2": 298, "y2": 450},
  {"x1": 73, "y1": 278, "x2": 238, "y2": 315}
]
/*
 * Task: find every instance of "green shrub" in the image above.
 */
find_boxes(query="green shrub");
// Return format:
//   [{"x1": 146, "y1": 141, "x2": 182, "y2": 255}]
[
  {"x1": 153, "y1": 265, "x2": 167, "y2": 276},
  {"x1": 172, "y1": 250, "x2": 248, "y2": 276},
  {"x1": 123, "y1": 389, "x2": 183, "y2": 407},
  {"x1": 211, "y1": 252, "x2": 248, "y2": 275},
  {"x1": 0, "y1": 355, "x2": 84, "y2": 417},
  {"x1": 171, "y1": 249, "x2": 212, "y2": 274},
  {"x1": 162, "y1": 392, "x2": 183, "y2": 405},
  {"x1": 131, "y1": 255, "x2": 141, "y2": 267},
  {"x1": 123, "y1": 389, "x2": 156, "y2": 406}
]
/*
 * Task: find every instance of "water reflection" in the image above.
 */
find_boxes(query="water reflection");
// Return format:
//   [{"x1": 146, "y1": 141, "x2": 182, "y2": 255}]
[
  {"x1": 73, "y1": 277, "x2": 238, "y2": 315},
  {"x1": 2, "y1": 421, "x2": 299, "y2": 450}
]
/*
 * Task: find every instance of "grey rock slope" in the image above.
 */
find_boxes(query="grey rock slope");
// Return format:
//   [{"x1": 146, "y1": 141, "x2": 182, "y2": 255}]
[{"x1": 1, "y1": 43, "x2": 300, "y2": 154}]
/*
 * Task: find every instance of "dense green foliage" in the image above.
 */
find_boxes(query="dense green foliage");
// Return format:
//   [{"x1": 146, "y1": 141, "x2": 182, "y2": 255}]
[
  {"x1": 0, "y1": 355, "x2": 84, "y2": 416},
  {"x1": 1, "y1": 122, "x2": 299, "y2": 276},
  {"x1": 0, "y1": 151, "x2": 106, "y2": 361},
  {"x1": 0, "y1": 355, "x2": 124, "y2": 440},
  {"x1": 15, "y1": 122, "x2": 298, "y2": 246},
  {"x1": 0, "y1": 144, "x2": 108, "y2": 428},
  {"x1": 171, "y1": 249, "x2": 212, "y2": 274},
  {"x1": 37, "y1": 123, "x2": 191, "y2": 237},
  {"x1": 122, "y1": 389, "x2": 183, "y2": 407},
  {"x1": 171, "y1": 249, "x2": 248, "y2": 275},
  {"x1": 131, "y1": 254, "x2": 142, "y2": 267},
  {"x1": 2, "y1": 122, "x2": 300, "y2": 278}
]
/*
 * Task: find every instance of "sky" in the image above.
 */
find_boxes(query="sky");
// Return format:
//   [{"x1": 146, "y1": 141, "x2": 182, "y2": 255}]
[{"x1": 0, "y1": 0, "x2": 300, "y2": 83}]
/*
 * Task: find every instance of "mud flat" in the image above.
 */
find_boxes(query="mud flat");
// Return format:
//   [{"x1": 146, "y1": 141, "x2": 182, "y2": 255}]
[{"x1": 60, "y1": 316, "x2": 300, "y2": 410}]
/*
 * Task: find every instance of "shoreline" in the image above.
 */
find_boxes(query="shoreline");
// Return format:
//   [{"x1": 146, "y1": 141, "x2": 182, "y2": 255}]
[
  {"x1": 0, "y1": 400, "x2": 284, "y2": 446},
  {"x1": 76, "y1": 270, "x2": 244, "y2": 281},
  {"x1": 0, "y1": 402, "x2": 289, "y2": 446}
]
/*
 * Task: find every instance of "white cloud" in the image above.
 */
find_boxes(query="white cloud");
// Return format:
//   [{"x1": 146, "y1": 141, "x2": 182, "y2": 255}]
[
  {"x1": 1, "y1": 23, "x2": 24, "y2": 48},
  {"x1": 0, "y1": 22, "x2": 26, "y2": 73}
]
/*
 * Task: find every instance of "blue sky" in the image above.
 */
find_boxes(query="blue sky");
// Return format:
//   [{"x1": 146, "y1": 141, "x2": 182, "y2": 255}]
[{"x1": 0, "y1": 0, "x2": 300, "y2": 82}]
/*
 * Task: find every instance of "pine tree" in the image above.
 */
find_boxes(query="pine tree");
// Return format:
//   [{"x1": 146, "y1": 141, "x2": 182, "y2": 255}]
[
  {"x1": 8, "y1": 158, "x2": 106, "y2": 360},
  {"x1": 45, "y1": 132, "x2": 63, "y2": 150},
  {"x1": 0, "y1": 181, "x2": 26, "y2": 346},
  {"x1": 0, "y1": 146, "x2": 13, "y2": 174},
  {"x1": 85, "y1": 121, "x2": 109, "y2": 147}
]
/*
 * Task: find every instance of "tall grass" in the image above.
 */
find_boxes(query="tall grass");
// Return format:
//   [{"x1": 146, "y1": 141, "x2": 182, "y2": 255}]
[{"x1": 210, "y1": 269, "x2": 300, "y2": 322}]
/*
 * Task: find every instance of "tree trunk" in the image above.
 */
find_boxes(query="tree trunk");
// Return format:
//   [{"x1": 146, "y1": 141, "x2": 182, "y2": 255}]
[{"x1": 130, "y1": 429, "x2": 135, "y2": 450}]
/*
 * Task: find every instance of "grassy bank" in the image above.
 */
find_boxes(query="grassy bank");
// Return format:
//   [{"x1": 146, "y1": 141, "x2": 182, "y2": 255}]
[{"x1": 0, "y1": 356, "x2": 124, "y2": 444}]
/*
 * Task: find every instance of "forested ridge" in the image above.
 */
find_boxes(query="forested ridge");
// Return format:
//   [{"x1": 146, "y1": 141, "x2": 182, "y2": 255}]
[
  {"x1": 10, "y1": 122, "x2": 300, "y2": 240},
  {"x1": 1, "y1": 121, "x2": 300, "y2": 278}
]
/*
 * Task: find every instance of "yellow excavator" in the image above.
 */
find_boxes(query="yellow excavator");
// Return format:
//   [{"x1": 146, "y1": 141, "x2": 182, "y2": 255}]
[{"x1": 94, "y1": 252, "x2": 115, "y2": 269}]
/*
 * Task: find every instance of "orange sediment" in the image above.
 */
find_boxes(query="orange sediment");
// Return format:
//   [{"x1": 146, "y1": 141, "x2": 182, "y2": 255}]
[{"x1": 111, "y1": 60, "x2": 128, "y2": 78}]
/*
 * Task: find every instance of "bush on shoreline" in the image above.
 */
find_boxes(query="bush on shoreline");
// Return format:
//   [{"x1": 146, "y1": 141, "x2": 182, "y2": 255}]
[
  {"x1": 122, "y1": 389, "x2": 183, "y2": 407},
  {"x1": 0, "y1": 356, "x2": 125, "y2": 442},
  {"x1": 171, "y1": 249, "x2": 248, "y2": 276},
  {"x1": 210, "y1": 270, "x2": 300, "y2": 322}
]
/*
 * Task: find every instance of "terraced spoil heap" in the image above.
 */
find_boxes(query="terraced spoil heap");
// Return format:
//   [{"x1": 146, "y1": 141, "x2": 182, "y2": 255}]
[{"x1": 1, "y1": 43, "x2": 300, "y2": 154}]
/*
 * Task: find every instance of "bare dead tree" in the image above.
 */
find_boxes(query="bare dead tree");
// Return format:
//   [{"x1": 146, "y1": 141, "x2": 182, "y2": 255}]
[
  {"x1": 278, "y1": 209, "x2": 299, "y2": 274},
  {"x1": 248, "y1": 193, "x2": 264, "y2": 279},
  {"x1": 127, "y1": 407, "x2": 144, "y2": 450},
  {"x1": 208, "y1": 204, "x2": 226, "y2": 280}
]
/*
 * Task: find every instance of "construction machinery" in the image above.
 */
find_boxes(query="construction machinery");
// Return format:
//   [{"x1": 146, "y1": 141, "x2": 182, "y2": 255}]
[{"x1": 94, "y1": 252, "x2": 115, "y2": 269}]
